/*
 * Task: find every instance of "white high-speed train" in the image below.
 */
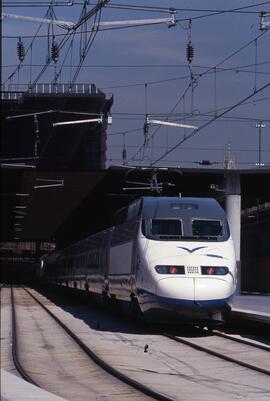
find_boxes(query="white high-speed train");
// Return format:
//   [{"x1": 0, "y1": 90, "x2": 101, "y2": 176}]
[{"x1": 38, "y1": 197, "x2": 237, "y2": 325}]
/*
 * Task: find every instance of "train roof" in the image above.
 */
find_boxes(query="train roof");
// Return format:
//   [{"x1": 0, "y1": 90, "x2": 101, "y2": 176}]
[{"x1": 141, "y1": 197, "x2": 227, "y2": 219}]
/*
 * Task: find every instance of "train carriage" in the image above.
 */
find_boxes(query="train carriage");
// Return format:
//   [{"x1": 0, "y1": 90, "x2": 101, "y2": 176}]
[{"x1": 39, "y1": 197, "x2": 236, "y2": 325}]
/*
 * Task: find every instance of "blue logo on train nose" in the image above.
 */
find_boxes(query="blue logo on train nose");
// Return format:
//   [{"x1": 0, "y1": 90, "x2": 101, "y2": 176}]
[{"x1": 177, "y1": 246, "x2": 207, "y2": 253}]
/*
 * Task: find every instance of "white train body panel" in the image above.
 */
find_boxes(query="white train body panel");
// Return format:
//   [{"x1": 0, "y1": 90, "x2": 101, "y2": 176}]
[
  {"x1": 40, "y1": 196, "x2": 237, "y2": 325},
  {"x1": 109, "y1": 242, "x2": 133, "y2": 275}
]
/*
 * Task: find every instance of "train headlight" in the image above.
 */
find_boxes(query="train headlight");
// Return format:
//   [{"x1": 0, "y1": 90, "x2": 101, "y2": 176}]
[
  {"x1": 201, "y1": 266, "x2": 229, "y2": 275},
  {"x1": 155, "y1": 265, "x2": 185, "y2": 274}
]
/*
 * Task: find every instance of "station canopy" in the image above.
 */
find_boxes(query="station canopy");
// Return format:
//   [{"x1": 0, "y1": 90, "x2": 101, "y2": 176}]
[{"x1": 1, "y1": 164, "x2": 269, "y2": 248}]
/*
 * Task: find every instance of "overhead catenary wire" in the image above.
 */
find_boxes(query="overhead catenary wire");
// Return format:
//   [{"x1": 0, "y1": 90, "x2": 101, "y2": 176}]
[
  {"x1": 181, "y1": 30, "x2": 268, "y2": 87},
  {"x1": 2, "y1": 1, "x2": 78, "y2": 7},
  {"x1": 3, "y1": 1, "x2": 270, "y2": 13},
  {"x1": 128, "y1": 29, "x2": 268, "y2": 163},
  {"x1": 105, "y1": 2, "x2": 270, "y2": 15},
  {"x1": 4, "y1": 63, "x2": 270, "y2": 92},
  {"x1": 254, "y1": 38, "x2": 258, "y2": 92},
  {"x1": 107, "y1": 144, "x2": 270, "y2": 153},
  {"x1": 2, "y1": 18, "x2": 178, "y2": 40},
  {"x1": 108, "y1": 156, "x2": 268, "y2": 164},
  {"x1": 4, "y1": 2, "x2": 63, "y2": 85},
  {"x1": 3, "y1": 2, "x2": 270, "y2": 39},
  {"x1": 70, "y1": 5, "x2": 103, "y2": 84},
  {"x1": 2, "y1": 2, "x2": 269, "y2": 170},
  {"x1": 4, "y1": 0, "x2": 110, "y2": 88},
  {"x1": 179, "y1": 96, "x2": 270, "y2": 122},
  {"x1": 52, "y1": 31, "x2": 76, "y2": 83},
  {"x1": 128, "y1": 79, "x2": 195, "y2": 163},
  {"x1": 3, "y1": 8, "x2": 52, "y2": 85},
  {"x1": 107, "y1": 157, "x2": 268, "y2": 167},
  {"x1": 150, "y1": 81, "x2": 270, "y2": 166},
  {"x1": 3, "y1": 61, "x2": 270, "y2": 69},
  {"x1": 107, "y1": 114, "x2": 270, "y2": 123}
]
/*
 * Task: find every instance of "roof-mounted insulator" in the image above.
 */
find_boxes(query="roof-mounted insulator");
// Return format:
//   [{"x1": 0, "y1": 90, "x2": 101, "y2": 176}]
[
  {"x1": 51, "y1": 40, "x2": 59, "y2": 63},
  {"x1": 186, "y1": 41, "x2": 194, "y2": 64},
  {"x1": 17, "y1": 37, "x2": 25, "y2": 62},
  {"x1": 122, "y1": 147, "x2": 127, "y2": 163}
]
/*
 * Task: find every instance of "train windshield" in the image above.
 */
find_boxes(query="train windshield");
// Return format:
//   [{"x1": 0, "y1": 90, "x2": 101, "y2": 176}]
[
  {"x1": 151, "y1": 219, "x2": 182, "y2": 237},
  {"x1": 142, "y1": 218, "x2": 227, "y2": 241},
  {"x1": 192, "y1": 219, "x2": 222, "y2": 237}
]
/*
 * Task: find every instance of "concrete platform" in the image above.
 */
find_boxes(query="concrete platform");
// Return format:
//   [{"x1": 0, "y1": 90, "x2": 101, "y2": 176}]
[
  {"x1": 1, "y1": 369, "x2": 69, "y2": 401},
  {"x1": 231, "y1": 295, "x2": 270, "y2": 324}
]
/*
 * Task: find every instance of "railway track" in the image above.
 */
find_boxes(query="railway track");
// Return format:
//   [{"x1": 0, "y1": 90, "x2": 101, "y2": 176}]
[
  {"x1": 6, "y1": 285, "x2": 270, "y2": 401},
  {"x1": 10, "y1": 286, "x2": 177, "y2": 401},
  {"x1": 11, "y1": 287, "x2": 40, "y2": 386},
  {"x1": 212, "y1": 328, "x2": 270, "y2": 351},
  {"x1": 164, "y1": 328, "x2": 270, "y2": 376}
]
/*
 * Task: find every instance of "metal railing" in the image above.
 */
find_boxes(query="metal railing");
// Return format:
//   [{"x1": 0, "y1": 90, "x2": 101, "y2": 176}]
[{"x1": 1, "y1": 83, "x2": 98, "y2": 99}]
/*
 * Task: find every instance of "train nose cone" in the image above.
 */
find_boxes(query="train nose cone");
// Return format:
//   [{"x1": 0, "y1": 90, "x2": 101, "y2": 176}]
[
  {"x1": 194, "y1": 277, "x2": 233, "y2": 301},
  {"x1": 156, "y1": 277, "x2": 195, "y2": 301}
]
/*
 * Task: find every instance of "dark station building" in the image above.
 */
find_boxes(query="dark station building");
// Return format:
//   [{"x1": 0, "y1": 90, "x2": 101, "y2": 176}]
[
  {"x1": 1, "y1": 83, "x2": 113, "y2": 280},
  {"x1": 1, "y1": 84, "x2": 269, "y2": 292},
  {"x1": 1, "y1": 83, "x2": 113, "y2": 170}
]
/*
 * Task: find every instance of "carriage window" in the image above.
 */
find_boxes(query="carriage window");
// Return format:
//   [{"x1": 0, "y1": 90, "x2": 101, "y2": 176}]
[
  {"x1": 151, "y1": 219, "x2": 182, "y2": 236},
  {"x1": 192, "y1": 220, "x2": 222, "y2": 237}
]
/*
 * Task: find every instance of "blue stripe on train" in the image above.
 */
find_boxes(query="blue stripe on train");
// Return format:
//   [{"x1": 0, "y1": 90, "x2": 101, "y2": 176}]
[{"x1": 137, "y1": 288, "x2": 233, "y2": 308}]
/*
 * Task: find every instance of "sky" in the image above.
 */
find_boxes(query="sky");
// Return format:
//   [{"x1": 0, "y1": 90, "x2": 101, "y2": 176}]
[{"x1": 2, "y1": 0, "x2": 270, "y2": 169}]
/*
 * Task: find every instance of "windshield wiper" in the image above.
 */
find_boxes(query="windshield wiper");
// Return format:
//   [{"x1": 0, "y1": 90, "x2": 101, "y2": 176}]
[
  {"x1": 157, "y1": 235, "x2": 182, "y2": 239},
  {"x1": 192, "y1": 235, "x2": 218, "y2": 241},
  {"x1": 151, "y1": 234, "x2": 219, "y2": 241}
]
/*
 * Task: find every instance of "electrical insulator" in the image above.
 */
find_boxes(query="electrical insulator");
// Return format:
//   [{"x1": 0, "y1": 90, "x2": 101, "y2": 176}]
[
  {"x1": 51, "y1": 41, "x2": 59, "y2": 63},
  {"x1": 122, "y1": 147, "x2": 127, "y2": 163},
  {"x1": 199, "y1": 160, "x2": 212, "y2": 166},
  {"x1": 17, "y1": 38, "x2": 25, "y2": 62},
  {"x1": 143, "y1": 122, "x2": 149, "y2": 137},
  {"x1": 34, "y1": 136, "x2": 40, "y2": 158},
  {"x1": 186, "y1": 41, "x2": 194, "y2": 64}
]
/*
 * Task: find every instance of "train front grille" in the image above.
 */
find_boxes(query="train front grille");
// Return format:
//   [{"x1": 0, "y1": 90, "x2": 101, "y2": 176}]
[{"x1": 186, "y1": 266, "x2": 200, "y2": 274}]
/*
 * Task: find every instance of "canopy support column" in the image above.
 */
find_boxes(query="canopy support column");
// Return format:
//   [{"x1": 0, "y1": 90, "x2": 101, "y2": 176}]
[{"x1": 225, "y1": 172, "x2": 241, "y2": 294}]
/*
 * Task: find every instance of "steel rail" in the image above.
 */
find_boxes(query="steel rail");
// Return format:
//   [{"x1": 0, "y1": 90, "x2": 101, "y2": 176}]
[
  {"x1": 164, "y1": 332, "x2": 270, "y2": 376},
  {"x1": 23, "y1": 287, "x2": 178, "y2": 401},
  {"x1": 212, "y1": 329, "x2": 270, "y2": 352},
  {"x1": 10, "y1": 286, "x2": 41, "y2": 387}
]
